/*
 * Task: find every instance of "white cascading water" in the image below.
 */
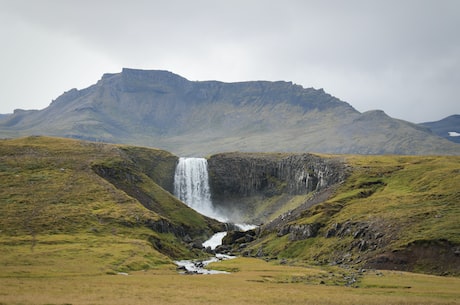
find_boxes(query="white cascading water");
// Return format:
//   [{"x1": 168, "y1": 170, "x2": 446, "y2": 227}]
[
  {"x1": 174, "y1": 157, "x2": 226, "y2": 222},
  {"x1": 173, "y1": 158, "x2": 256, "y2": 269}
]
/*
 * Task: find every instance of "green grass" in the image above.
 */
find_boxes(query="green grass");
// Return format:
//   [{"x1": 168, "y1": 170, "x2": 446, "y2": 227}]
[
  {"x1": 336, "y1": 155, "x2": 460, "y2": 245},
  {"x1": 0, "y1": 137, "x2": 459, "y2": 304},
  {"x1": 0, "y1": 136, "x2": 218, "y2": 272},
  {"x1": 246, "y1": 154, "x2": 460, "y2": 274},
  {"x1": 0, "y1": 233, "x2": 172, "y2": 277}
]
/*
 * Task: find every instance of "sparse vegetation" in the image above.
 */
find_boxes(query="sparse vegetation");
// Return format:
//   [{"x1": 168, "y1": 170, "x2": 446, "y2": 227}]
[{"x1": 1, "y1": 257, "x2": 459, "y2": 305}]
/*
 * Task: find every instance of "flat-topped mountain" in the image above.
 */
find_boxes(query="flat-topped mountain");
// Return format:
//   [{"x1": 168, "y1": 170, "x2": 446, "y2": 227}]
[{"x1": 1, "y1": 68, "x2": 459, "y2": 155}]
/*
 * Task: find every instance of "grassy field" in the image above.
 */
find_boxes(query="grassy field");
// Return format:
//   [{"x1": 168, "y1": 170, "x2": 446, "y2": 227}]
[{"x1": 1, "y1": 257, "x2": 459, "y2": 305}]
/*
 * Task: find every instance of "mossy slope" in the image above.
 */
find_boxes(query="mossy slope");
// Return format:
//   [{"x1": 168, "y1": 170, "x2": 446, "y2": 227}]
[
  {"x1": 0, "y1": 136, "x2": 221, "y2": 275},
  {"x1": 240, "y1": 155, "x2": 460, "y2": 275}
]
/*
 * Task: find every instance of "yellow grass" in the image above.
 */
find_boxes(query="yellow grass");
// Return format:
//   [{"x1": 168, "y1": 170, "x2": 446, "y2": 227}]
[{"x1": 1, "y1": 257, "x2": 459, "y2": 305}]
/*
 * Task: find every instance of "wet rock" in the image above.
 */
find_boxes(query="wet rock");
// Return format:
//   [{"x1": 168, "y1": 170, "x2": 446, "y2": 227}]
[
  {"x1": 214, "y1": 244, "x2": 231, "y2": 254},
  {"x1": 189, "y1": 240, "x2": 204, "y2": 249}
]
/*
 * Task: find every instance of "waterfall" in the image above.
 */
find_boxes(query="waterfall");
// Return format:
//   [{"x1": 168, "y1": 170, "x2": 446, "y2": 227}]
[{"x1": 174, "y1": 157, "x2": 226, "y2": 221}]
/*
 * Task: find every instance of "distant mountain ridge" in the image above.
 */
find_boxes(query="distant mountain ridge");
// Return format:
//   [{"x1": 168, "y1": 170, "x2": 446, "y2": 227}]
[
  {"x1": 0, "y1": 68, "x2": 459, "y2": 155},
  {"x1": 420, "y1": 115, "x2": 460, "y2": 144}
]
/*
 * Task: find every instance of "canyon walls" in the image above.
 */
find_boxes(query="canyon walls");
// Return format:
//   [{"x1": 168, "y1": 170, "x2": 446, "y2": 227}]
[{"x1": 207, "y1": 152, "x2": 349, "y2": 223}]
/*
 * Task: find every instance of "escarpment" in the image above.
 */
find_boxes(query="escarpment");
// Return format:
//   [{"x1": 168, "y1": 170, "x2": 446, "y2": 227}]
[{"x1": 207, "y1": 152, "x2": 349, "y2": 223}]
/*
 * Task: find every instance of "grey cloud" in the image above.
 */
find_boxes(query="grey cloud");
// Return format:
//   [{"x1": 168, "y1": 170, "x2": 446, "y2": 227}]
[{"x1": 0, "y1": 0, "x2": 459, "y2": 122}]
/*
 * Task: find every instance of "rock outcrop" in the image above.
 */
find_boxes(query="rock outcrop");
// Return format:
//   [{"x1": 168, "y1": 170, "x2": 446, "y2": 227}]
[{"x1": 207, "y1": 152, "x2": 348, "y2": 223}]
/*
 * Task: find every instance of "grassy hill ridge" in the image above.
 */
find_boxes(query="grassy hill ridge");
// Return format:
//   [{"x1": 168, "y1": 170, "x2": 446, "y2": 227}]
[
  {"x1": 1, "y1": 136, "x2": 459, "y2": 278},
  {"x1": 233, "y1": 154, "x2": 460, "y2": 275},
  {"x1": 0, "y1": 136, "x2": 221, "y2": 276}
]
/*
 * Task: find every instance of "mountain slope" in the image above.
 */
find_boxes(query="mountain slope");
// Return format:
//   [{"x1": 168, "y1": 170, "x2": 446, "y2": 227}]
[
  {"x1": 0, "y1": 136, "x2": 222, "y2": 275},
  {"x1": 1, "y1": 68, "x2": 459, "y2": 155},
  {"x1": 420, "y1": 115, "x2": 460, "y2": 144}
]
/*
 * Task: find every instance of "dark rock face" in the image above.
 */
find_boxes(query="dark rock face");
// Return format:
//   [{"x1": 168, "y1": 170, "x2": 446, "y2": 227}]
[
  {"x1": 222, "y1": 230, "x2": 257, "y2": 245},
  {"x1": 207, "y1": 152, "x2": 348, "y2": 222},
  {"x1": 208, "y1": 153, "x2": 346, "y2": 197}
]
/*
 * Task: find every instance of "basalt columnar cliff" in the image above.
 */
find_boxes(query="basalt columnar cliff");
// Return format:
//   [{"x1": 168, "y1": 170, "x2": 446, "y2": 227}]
[
  {"x1": 1, "y1": 68, "x2": 459, "y2": 155},
  {"x1": 207, "y1": 152, "x2": 348, "y2": 224}
]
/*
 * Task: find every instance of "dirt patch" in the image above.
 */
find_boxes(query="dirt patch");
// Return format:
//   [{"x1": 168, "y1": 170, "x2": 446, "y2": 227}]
[{"x1": 365, "y1": 239, "x2": 460, "y2": 276}]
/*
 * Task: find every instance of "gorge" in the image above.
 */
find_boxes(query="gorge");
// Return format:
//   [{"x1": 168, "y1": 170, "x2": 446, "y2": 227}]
[
  {"x1": 172, "y1": 153, "x2": 348, "y2": 226},
  {"x1": 170, "y1": 151, "x2": 459, "y2": 276},
  {"x1": 207, "y1": 152, "x2": 349, "y2": 224}
]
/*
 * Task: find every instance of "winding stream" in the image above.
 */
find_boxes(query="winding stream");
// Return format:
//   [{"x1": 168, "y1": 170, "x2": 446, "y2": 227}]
[{"x1": 175, "y1": 253, "x2": 235, "y2": 274}]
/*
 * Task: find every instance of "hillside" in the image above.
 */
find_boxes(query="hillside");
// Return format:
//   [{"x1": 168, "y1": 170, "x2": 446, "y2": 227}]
[
  {"x1": 0, "y1": 136, "x2": 222, "y2": 276},
  {"x1": 1, "y1": 68, "x2": 459, "y2": 155},
  {"x1": 221, "y1": 153, "x2": 460, "y2": 275},
  {"x1": 1, "y1": 136, "x2": 459, "y2": 278}
]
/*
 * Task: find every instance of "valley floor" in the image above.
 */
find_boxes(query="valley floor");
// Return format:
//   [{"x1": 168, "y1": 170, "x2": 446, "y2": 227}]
[{"x1": 1, "y1": 257, "x2": 459, "y2": 305}]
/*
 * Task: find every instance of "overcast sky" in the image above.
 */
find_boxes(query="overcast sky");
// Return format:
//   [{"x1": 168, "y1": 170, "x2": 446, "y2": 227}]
[{"x1": 1, "y1": 0, "x2": 459, "y2": 123}]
